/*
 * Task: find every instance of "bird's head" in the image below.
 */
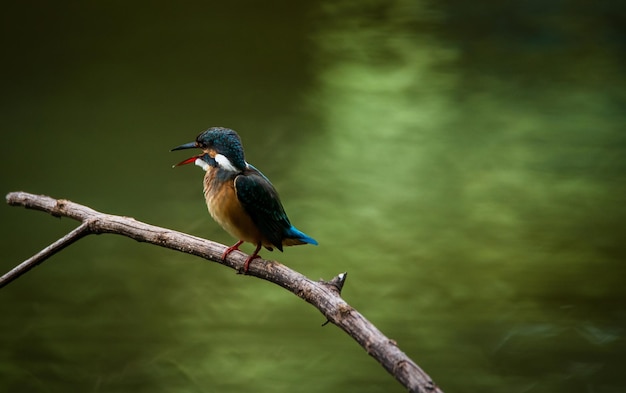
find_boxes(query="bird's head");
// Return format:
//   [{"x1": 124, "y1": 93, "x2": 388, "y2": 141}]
[{"x1": 171, "y1": 127, "x2": 246, "y2": 172}]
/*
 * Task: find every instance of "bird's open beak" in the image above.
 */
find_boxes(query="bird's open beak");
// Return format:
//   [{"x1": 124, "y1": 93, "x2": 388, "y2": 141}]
[
  {"x1": 171, "y1": 141, "x2": 197, "y2": 151},
  {"x1": 171, "y1": 141, "x2": 199, "y2": 167},
  {"x1": 172, "y1": 155, "x2": 200, "y2": 167}
]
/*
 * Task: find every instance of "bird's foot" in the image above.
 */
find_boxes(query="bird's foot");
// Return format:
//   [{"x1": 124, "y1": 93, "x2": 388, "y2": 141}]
[
  {"x1": 237, "y1": 243, "x2": 263, "y2": 274},
  {"x1": 241, "y1": 254, "x2": 262, "y2": 274},
  {"x1": 222, "y1": 240, "x2": 244, "y2": 260}
]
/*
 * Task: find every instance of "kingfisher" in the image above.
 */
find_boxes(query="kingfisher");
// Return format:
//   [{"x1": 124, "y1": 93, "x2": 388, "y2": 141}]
[{"x1": 171, "y1": 127, "x2": 318, "y2": 273}]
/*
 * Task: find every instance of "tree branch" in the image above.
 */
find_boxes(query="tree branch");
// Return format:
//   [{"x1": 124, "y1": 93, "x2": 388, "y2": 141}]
[
  {"x1": 4, "y1": 191, "x2": 443, "y2": 393},
  {"x1": 0, "y1": 221, "x2": 90, "y2": 287}
]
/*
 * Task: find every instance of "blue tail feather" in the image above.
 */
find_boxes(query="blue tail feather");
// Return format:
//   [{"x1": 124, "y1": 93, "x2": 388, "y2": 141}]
[{"x1": 286, "y1": 226, "x2": 318, "y2": 245}]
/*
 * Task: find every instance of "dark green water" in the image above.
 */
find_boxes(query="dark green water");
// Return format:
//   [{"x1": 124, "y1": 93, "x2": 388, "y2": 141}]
[{"x1": 1, "y1": 1, "x2": 625, "y2": 392}]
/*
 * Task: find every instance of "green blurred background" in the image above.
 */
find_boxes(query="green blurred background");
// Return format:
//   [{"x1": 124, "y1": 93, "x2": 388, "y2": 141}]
[{"x1": 1, "y1": 1, "x2": 625, "y2": 392}]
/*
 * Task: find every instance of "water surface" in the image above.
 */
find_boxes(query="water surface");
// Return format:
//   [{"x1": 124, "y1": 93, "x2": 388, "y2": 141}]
[{"x1": 1, "y1": 1, "x2": 624, "y2": 392}]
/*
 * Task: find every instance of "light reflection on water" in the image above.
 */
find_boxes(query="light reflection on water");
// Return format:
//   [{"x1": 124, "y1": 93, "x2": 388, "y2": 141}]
[{"x1": 294, "y1": 1, "x2": 626, "y2": 391}]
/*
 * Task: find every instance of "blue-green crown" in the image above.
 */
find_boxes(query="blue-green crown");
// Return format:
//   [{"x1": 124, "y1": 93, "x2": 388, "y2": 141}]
[{"x1": 196, "y1": 127, "x2": 246, "y2": 170}]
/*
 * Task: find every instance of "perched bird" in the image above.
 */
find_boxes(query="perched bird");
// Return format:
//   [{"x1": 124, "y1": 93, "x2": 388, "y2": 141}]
[{"x1": 171, "y1": 127, "x2": 317, "y2": 273}]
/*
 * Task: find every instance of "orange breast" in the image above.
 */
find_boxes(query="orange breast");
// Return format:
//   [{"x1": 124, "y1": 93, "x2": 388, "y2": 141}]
[{"x1": 203, "y1": 169, "x2": 270, "y2": 247}]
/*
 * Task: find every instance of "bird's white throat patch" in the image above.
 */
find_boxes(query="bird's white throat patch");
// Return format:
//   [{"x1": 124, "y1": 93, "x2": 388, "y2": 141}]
[
  {"x1": 194, "y1": 158, "x2": 210, "y2": 171},
  {"x1": 214, "y1": 154, "x2": 239, "y2": 172}
]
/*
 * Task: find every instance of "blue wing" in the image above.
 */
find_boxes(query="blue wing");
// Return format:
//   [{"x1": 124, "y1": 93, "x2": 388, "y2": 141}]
[
  {"x1": 235, "y1": 165, "x2": 317, "y2": 250},
  {"x1": 234, "y1": 166, "x2": 293, "y2": 251}
]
